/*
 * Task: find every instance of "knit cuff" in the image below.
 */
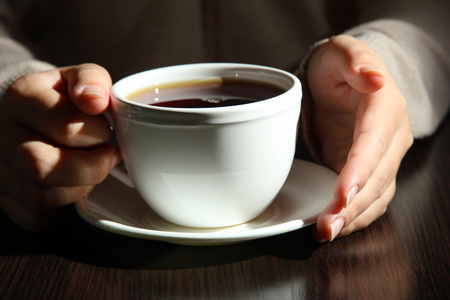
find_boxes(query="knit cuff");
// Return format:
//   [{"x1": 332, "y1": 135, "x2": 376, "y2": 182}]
[{"x1": 294, "y1": 39, "x2": 330, "y2": 163}]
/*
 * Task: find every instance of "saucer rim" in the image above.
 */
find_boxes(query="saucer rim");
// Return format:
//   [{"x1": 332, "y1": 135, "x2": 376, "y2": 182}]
[{"x1": 75, "y1": 159, "x2": 336, "y2": 245}]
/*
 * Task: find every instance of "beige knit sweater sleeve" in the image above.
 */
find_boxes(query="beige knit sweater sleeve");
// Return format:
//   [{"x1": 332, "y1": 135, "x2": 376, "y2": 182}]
[
  {"x1": 345, "y1": 1, "x2": 450, "y2": 138},
  {"x1": 1, "y1": 0, "x2": 449, "y2": 141},
  {"x1": 301, "y1": 0, "x2": 450, "y2": 140},
  {"x1": 0, "y1": 1, "x2": 54, "y2": 99}
]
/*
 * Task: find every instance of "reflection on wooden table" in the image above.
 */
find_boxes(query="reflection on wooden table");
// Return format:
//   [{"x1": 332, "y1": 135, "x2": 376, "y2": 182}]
[{"x1": 0, "y1": 116, "x2": 449, "y2": 299}]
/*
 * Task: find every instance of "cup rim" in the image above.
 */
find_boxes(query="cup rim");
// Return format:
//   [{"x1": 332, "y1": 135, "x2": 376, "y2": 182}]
[{"x1": 110, "y1": 63, "x2": 302, "y2": 125}]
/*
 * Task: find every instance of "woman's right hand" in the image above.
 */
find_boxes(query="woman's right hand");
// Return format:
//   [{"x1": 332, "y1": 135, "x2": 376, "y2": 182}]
[
  {"x1": 307, "y1": 36, "x2": 413, "y2": 241},
  {"x1": 0, "y1": 63, "x2": 121, "y2": 231}
]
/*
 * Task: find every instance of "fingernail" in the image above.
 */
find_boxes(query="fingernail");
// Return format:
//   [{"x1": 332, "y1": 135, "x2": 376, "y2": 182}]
[
  {"x1": 82, "y1": 87, "x2": 105, "y2": 99},
  {"x1": 330, "y1": 218, "x2": 345, "y2": 241},
  {"x1": 346, "y1": 185, "x2": 359, "y2": 207},
  {"x1": 360, "y1": 67, "x2": 384, "y2": 77}
]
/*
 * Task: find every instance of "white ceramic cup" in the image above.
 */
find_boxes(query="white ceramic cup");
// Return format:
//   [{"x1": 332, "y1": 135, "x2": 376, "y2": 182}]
[{"x1": 110, "y1": 63, "x2": 302, "y2": 228}]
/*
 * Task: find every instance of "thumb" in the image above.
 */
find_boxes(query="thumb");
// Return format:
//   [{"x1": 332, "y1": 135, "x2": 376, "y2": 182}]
[
  {"x1": 310, "y1": 35, "x2": 387, "y2": 95},
  {"x1": 62, "y1": 63, "x2": 112, "y2": 115},
  {"x1": 349, "y1": 65, "x2": 386, "y2": 94},
  {"x1": 332, "y1": 37, "x2": 387, "y2": 94}
]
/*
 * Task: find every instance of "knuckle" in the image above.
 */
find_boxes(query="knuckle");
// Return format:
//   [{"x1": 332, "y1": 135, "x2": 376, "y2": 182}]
[
  {"x1": 374, "y1": 179, "x2": 395, "y2": 206},
  {"x1": 378, "y1": 203, "x2": 389, "y2": 217},
  {"x1": 376, "y1": 133, "x2": 388, "y2": 154},
  {"x1": 13, "y1": 72, "x2": 38, "y2": 87},
  {"x1": 375, "y1": 196, "x2": 390, "y2": 219},
  {"x1": 3, "y1": 73, "x2": 52, "y2": 113},
  {"x1": 78, "y1": 63, "x2": 99, "y2": 74},
  {"x1": 79, "y1": 62, "x2": 102, "y2": 70},
  {"x1": 10, "y1": 73, "x2": 47, "y2": 96},
  {"x1": 92, "y1": 158, "x2": 110, "y2": 184},
  {"x1": 5, "y1": 74, "x2": 33, "y2": 100},
  {"x1": 374, "y1": 170, "x2": 389, "y2": 195},
  {"x1": 68, "y1": 116, "x2": 111, "y2": 146},
  {"x1": 374, "y1": 184, "x2": 396, "y2": 219},
  {"x1": 329, "y1": 35, "x2": 376, "y2": 68},
  {"x1": 343, "y1": 201, "x2": 360, "y2": 225},
  {"x1": 75, "y1": 151, "x2": 110, "y2": 185},
  {"x1": 78, "y1": 63, "x2": 109, "y2": 79},
  {"x1": 55, "y1": 113, "x2": 111, "y2": 148},
  {"x1": 21, "y1": 143, "x2": 57, "y2": 184},
  {"x1": 56, "y1": 119, "x2": 85, "y2": 146},
  {"x1": 30, "y1": 159, "x2": 54, "y2": 184}
]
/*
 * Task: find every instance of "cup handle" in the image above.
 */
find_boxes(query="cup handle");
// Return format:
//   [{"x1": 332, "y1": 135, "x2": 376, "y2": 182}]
[
  {"x1": 109, "y1": 164, "x2": 135, "y2": 188},
  {"x1": 102, "y1": 109, "x2": 114, "y2": 128},
  {"x1": 102, "y1": 109, "x2": 135, "y2": 188}
]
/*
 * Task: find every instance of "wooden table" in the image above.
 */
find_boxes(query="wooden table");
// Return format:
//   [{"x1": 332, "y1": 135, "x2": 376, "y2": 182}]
[{"x1": 1, "y1": 116, "x2": 449, "y2": 300}]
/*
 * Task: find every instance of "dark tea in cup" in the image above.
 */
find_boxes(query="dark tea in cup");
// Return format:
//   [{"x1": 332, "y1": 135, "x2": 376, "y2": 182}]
[
  {"x1": 110, "y1": 63, "x2": 302, "y2": 228},
  {"x1": 126, "y1": 78, "x2": 286, "y2": 108}
]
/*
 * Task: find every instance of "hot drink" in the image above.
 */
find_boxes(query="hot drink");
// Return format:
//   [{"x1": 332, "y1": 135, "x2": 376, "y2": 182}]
[
  {"x1": 126, "y1": 78, "x2": 286, "y2": 108},
  {"x1": 110, "y1": 63, "x2": 302, "y2": 228}
]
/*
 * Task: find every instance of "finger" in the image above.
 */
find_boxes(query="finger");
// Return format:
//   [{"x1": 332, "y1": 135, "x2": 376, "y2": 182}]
[
  {"x1": 338, "y1": 182, "x2": 396, "y2": 238},
  {"x1": 312, "y1": 198, "x2": 342, "y2": 242},
  {"x1": 62, "y1": 63, "x2": 112, "y2": 115},
  {"x1": 324, "y1": 36, "x2": 386, "y2": 94},
  {"x1": 333, "y1": 90, "x2": 412, "y2": 208},
  {"x1": 20, "y1": 143, "x2": 120, "y2": 187},
  {"x1": 315, "y1": 131, "x2": 407, "y2": 241},
  {"x1": 3, "y1": 71, "x2": 112, "y2": 148},
  {"x1": 358, "y1": 66, "x2": 385, "y2": 92},
  {"x1": 0, "y1": 125, "x2": 120, "y2": 186},
  {"x1": 312, "y1": 182, "x2": 395, "y2": 242},
  {"x1": 0, "y1": 193, "x2": 70, "y2": 232},
  {"x1": 0, "y1": 160, "x2": 94, "y2": 211},
  {"x1": 313, "y1": 183, "x2": 395, "y2": 242}
]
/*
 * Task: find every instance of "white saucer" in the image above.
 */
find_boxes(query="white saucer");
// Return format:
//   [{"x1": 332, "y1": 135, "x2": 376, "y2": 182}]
[{"x1": 75, "y1": 159, "x2": 336, "y2": 246}]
